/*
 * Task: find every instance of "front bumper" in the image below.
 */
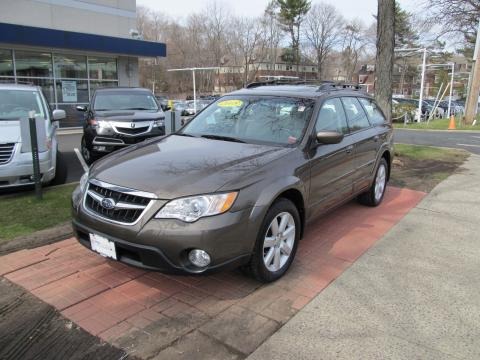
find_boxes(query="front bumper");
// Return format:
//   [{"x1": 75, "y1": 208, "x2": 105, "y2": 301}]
[
  {"x1": 71, "y1": 187, "x2": 265, "y2": 274},
  {"x1": 0, "y1": 145, "x2": 55, "y2": 187}
]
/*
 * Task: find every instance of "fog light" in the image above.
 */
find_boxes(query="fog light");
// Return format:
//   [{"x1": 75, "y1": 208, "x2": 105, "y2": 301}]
[{"x1": 188, "y1": 249, "x2": 211, "y2": 267}]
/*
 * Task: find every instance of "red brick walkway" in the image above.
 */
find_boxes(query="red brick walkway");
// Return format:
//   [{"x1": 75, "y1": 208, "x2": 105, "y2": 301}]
[{"x1": 0, "y1": 187, "x2": 425, "y2": 358}]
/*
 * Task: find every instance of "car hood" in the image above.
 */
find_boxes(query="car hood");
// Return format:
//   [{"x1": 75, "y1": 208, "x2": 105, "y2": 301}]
[
  {"x1": 90, "y1": 135, "x2": 292, "y2": 199},
  {"x1": 0, "y1": 121, "x2": 21, "y2": 143},
  {"x1": 95, "y1": 110, "x2": 163, "y2": 121}
]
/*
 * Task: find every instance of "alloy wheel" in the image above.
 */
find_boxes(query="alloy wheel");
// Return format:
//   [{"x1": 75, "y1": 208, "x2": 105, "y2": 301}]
[
  {"x1": 263, "y1": 212, "x2": 296, "y2": 272},
  {"x1": 374, "y1": 163, "x2": 387, "y2": 202}
]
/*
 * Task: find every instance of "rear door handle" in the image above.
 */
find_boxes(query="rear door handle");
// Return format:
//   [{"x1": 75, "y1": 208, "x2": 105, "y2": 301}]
[{"x1": 346, "y1": 145, "x2": 354, "y2": 154}]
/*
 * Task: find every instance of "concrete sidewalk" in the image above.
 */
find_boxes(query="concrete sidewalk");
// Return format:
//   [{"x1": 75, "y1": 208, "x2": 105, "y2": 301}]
[{"x1": 248, "y1": 155, "x2": 480, "y2": 360}]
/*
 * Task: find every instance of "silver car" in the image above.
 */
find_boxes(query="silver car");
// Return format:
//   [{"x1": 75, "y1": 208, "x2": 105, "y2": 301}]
[{"x1": 0, "y1": 83, "x2": 66, "y2": 188}]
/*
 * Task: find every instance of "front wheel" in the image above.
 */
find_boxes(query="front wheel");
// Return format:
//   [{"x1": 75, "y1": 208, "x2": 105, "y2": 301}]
[
  {"x1": 358, "y1": 158, "x2": 388, "y2": 207},
  {"x1": 247, "y1": 198, "x2": 300, "y2": 282},
  {"x1": 81, "y1": 136, "x2": 97, "y2": 165}
]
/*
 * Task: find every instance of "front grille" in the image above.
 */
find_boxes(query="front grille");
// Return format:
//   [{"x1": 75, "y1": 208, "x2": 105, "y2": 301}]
[
  {"x1": 0, "y1": 143, "x2": 15, "y2": 164},
  {"x1": 84, "y1": 182, "x2": 151, "y2": 224},
  {"x1": 115, "y1": 126, "x2": 150, "y2": 135}
]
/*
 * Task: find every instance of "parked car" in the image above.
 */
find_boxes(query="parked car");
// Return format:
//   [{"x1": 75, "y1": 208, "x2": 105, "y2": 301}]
[
  {"x1": 0, "y1": 83, "x2": 67, "y2": 188},
  {"x1": 172, "y1": 100, "x2": 188, "y2": 115},
  {"x1": 77, "y1": 87, "x2": 166, "y2": 164},
  {"x1": 155, "y1": 95, "x2": 169, "y2": 111},
  {"x1": 71, "y1": 83, "x2": 393, "y2": 282}
]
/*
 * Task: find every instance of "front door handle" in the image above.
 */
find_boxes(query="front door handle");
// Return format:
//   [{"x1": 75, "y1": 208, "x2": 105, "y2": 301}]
[
  {"x1": 346, "y1": 145, "x2": 354, "y2": 154},
  {"x1": 373, "y1": 135, "x2": 380, "y2": 142}
]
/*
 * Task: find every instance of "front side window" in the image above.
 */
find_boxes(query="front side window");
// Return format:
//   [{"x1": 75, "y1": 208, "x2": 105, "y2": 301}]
[
  {"x1": 358, "y1": 97, "x2": 386, "y2": 126},
  {"x1": 94, "y1": 91, "x2": 158, "y2": 111},
  {"x1": 315, "y1": 98, "x2": 349, "y2": 134},
  {"x1": 181, "y1": 96, "x2": 316, "y2": 146},
  {"x1": 0, "y1": 90, "x2": 46, "y2": 120},
  {"x1": 341, "y1": 97, "x2": 370, "y2": 132}
]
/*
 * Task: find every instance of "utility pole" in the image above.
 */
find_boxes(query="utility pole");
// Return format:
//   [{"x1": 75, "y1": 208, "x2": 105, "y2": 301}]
[{"x1": 464, "y1": 20, "x2": 480, "y2": 125}]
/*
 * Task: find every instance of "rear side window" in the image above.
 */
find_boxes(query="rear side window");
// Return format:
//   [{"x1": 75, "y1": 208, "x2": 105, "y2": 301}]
[
  {"x1": 315, "y1": 98, "x2": 349, "y2": 134},
  {"x1": 358, "y1": 98, "x2": 386, "y2": 126},
  {"x1": 341, "y1": 97, "x2": 370, "y2": 132}
]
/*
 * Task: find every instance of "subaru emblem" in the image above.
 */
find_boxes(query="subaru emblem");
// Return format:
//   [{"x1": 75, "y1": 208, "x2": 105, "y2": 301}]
[
  {"x1": 101, "y1": 198, "x2": 116, "y2": 210},
  {"x1": 131, "y1": 122, "x2": 136, "y2": 128}
]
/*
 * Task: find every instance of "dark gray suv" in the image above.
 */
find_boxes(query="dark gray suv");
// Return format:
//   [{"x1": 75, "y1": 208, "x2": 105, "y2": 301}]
[{"x1": 71, "y1": 83, "x2": 393, "y2": 282}]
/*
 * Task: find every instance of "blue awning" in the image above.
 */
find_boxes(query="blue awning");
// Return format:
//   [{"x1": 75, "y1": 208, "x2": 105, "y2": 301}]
[{"x1": 0, "y1": 22, "x2": 166, "y2": 57}]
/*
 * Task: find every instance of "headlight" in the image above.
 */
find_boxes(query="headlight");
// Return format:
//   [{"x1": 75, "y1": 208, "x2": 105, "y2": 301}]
[
  {"x1": 79, "y1": 171, "x2": 89, "y2": 192},
  {"x1": 155, "y1": 192, "x2": 238, "y2": 222},
  {"x1": 97, "y1": 120, "x2": 111, "y2": 128},
  {"x1": 154, "y1": 118, "x2": 165, "y2": 127}
]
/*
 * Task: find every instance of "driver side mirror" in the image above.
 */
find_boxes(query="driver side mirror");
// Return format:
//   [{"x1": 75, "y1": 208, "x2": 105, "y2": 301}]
[
  {"x1": 316, "y1": 131, "x2": 344, "y2": 145},
  {"x1": 76, "y1": 105, "x2": 87, "y2": 112},
  {"x1": 52, "y1": 109, "x2": 66, "y2": 121}
]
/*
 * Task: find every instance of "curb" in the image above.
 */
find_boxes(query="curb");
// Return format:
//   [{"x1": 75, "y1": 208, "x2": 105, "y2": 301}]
[
  {"x1": 0, "y1": 222, "x2": 73, "y2": 256},
  {"x1": 58, "y1": 128, "x2": 82, "y2": 135},
  {"x1": 394, "y1": 128, "x2": 480, "y2": 133}
]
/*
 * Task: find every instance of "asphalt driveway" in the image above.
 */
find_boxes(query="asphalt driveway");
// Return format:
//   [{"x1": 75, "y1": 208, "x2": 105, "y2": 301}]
[{"x1": 0, "y1": 187, "x2": 424, "y2": 359}]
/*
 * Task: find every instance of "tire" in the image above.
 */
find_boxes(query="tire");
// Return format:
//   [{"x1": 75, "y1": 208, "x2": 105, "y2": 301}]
[
  {"x1": 51, "y1": 150, "x2": 67, "y2": 185},
  {"x1": 247, "y1": 198, "x2": 300, "y2": 283},
  {"x1": 358, "y1": 157, "x2": 388, "y2": 207},
  {"x1": 81, "y1": 136, "x2": 97, "y2": 165}
]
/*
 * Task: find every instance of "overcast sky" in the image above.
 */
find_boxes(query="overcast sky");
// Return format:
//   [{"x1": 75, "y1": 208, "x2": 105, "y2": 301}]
[{"x1": 137, "y1": 0, "x2": 419, "y2": 25}]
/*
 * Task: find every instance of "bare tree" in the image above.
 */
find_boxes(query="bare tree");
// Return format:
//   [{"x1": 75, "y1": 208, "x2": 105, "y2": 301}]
[
  {"x1": 263, "y1": 1, "x2": 284, "y2": 74},
  {"x1": 341, "y1": 20, "x2": 369, "y2": 81},
  {"x1": 231, "y1": 17, "x2": 268, "y2": 86},
  {"x1": 303, "y1": 3, "x2": 344, "y2": 79},
  {"x1": 375, "y1": 0, "x2": 395, "y2": 122}
]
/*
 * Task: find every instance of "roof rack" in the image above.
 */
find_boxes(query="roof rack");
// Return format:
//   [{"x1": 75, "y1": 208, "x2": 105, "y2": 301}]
[{"x1": 245, "y1": 79, "x2": 363, "y2": 92}]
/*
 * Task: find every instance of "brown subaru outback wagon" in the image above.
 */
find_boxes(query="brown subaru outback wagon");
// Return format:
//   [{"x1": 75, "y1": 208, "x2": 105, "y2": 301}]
[{"x1": 71, "y1": 83, "x2": 393, "y2": 282}]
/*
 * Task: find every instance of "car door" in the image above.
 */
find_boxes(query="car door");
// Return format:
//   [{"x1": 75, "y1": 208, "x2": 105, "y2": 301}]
[
  {"x1": 341, "y1": 97, "x2": 378, "y2": 192},
  {"x1": 308, "y1": 97, "x2": 356, "y2": 218}
]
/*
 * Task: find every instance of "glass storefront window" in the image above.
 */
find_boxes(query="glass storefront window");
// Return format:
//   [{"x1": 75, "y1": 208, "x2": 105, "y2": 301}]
[
  {"x1": 88, "y1": 57, "x2": 117, "y2": 80},
  {"x1": 55, "y1": 80, "x2": 89, "y2": 103},
  {"x1": 17, "y1": 77, "x2": 55, "y2": 103},
  {"x1": 54, "y1": 54, "x2": 87, "y2": 79},
  {"x1": 0, "y1": 49, "x2": 14, "y2": 76},
  {"x1": 89, "y1": 80, "x2": 118, "y2": 94},
  {"x1": 15, "y1": 51, "x2": 53, "y2": 77},
  {"x1": 0, "y1": 77, "x2": 15, "y2": 84}
]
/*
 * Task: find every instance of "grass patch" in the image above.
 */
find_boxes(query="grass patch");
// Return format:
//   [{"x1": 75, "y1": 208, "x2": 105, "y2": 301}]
[
  {"x1": 0, "y1": 184, "x2": 77, "y2": 243},
  {"x1": 393, "y1": 117, "x2": 480, "y2": 131},
  {"x1": 391, "y1": 144, "x2": 469, "y2": 192}
]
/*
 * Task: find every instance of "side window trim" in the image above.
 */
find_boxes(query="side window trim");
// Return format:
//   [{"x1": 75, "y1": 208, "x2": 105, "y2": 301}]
[{"x1": 340, "y1": 96, "x2": 372, "y2": 133}]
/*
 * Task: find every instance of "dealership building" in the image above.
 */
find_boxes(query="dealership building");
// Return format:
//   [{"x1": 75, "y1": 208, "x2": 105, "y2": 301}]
[{"x1": 0, "y1": 0, "x2": 166, "y2": 127}]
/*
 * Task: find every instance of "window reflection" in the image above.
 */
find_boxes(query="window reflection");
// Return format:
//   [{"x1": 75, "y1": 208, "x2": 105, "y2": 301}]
[
  {"x1": 54, "y1": 54, "x2": 87, "y2": 79},
  {"x1": 15, "y1": 51, "x2": 52, "y2": 77},
  {"x1": 88, "y1": 57, "x2": 117, "y2": 80},
  {"x1": 0, "y1": 49, "x2": 14, "y2": 76}
]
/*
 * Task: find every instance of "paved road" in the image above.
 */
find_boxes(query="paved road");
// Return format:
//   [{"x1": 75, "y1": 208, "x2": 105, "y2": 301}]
[
  {"x1": 58, "y1": 132, "x2": 84, "y2": 183},
  {"x1": 394, "y1": 128, "x2": 480, "y2": 154}
]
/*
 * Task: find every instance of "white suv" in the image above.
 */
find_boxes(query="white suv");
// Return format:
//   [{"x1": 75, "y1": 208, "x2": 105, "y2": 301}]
[{"x1": 0, "y1": 84, "x2": 67, "y2": 188}]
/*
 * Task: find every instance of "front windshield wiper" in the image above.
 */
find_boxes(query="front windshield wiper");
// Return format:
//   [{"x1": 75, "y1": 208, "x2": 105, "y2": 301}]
[
  {"x1": 121, "y1": 107, "x2": 154, "y2": 110},
  {"x1": 200, "y1": 134, "x2": 246, "y2": 143}
]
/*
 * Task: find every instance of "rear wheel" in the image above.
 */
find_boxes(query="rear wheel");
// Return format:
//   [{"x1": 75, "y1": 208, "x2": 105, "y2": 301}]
[
  {"x1": 247, "y1": 198, "x2": 300, "y2": 282},
  {"x1": 358, "y1": 158, "x2": 388, "y2": 207}
]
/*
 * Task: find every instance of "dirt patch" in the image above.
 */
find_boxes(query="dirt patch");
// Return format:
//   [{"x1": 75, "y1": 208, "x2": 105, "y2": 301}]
[
  {"x1": 390, "y1": 155, "x2": 466, "y2": 193},
  {"x1": 0, "y1": 278, "x2": 132, "y2": 360}
]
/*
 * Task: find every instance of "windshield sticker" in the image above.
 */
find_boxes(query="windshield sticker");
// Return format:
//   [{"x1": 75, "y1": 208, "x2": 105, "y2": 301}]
[
  {"x1": 298, "y1": 106, "x2": 305, "y2": 112},
  {"x1": 217, "y1": 99, "x2": 243, "y2": 108}
]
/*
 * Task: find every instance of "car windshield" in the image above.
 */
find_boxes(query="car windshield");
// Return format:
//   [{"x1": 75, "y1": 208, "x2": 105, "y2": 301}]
[
  {"x1": 0, "y1": 89, "x2": 47, "y2": 120},
  {"x1": 180, "y1": 96, "x2": 315, "y2": 146},
  {"x1": 94, "y1": 91, "x2": 159, "y2": 111}
]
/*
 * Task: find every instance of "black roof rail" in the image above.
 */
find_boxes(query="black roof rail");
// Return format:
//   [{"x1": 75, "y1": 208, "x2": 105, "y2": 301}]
[{"x1": 245, "y1": 79, "x2": 363, "y2": 92}]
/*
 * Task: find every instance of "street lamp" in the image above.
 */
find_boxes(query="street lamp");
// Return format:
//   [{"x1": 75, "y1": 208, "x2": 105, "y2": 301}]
[{"x1": 167, "y1": 67, "x2": 220, "y2": 114}]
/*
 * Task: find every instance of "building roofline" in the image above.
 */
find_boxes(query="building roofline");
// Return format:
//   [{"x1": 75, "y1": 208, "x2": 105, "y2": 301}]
[{"x1": 0, "y1": 22, "x2": 166, "y2": 58}]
